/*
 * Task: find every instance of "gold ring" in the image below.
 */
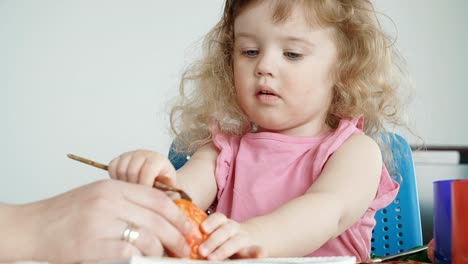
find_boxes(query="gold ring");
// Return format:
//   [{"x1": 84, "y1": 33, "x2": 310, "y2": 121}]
[{"x1": 121, "y1": 222, "x2": 140, "y2": 244}]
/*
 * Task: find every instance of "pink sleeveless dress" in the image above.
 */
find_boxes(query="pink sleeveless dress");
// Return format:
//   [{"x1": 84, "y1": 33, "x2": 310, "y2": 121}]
[{"x1": 211, "y1": 118, "x2": 399, "y2": 262}]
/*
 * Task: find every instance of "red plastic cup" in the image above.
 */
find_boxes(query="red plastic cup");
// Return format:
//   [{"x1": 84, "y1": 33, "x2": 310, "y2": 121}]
[{"x1": 452, "y1": 179, "x2": 468, "y2": 264}]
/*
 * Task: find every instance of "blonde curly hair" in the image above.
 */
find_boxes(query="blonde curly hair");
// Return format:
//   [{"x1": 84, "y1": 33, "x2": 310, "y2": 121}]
[{"x1": 170, "y1": 0, "x2": 411, "y2": 170}]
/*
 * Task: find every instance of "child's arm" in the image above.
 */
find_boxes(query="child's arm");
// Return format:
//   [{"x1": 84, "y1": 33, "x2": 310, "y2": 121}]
[
  {"x1": 199, "y1": 133, "x2": 383, "y2": 259},
  {"x1": 173, "y1": 143, "x2": 219, "y2": 210}
]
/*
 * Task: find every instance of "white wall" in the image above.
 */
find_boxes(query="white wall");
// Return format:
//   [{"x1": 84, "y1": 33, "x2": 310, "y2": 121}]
[
  {"x1": 1, "y1": 0, "x2": 223, "y2": 203},
  {"x1": 2, "y1": 1, "x2": 468, "y2": 204},
  {"x1": 375, "y1": 0, "x2": 468, "y2": 146}
]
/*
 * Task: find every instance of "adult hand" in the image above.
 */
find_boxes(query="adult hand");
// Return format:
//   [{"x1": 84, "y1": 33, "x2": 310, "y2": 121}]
[{"x1": 1, "y1": 180, "x2": 192, "y2": 263}]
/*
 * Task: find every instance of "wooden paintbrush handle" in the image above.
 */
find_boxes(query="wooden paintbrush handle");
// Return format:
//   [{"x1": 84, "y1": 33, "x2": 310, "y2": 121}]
[{"x1": 67, "y1": 153, "x2": 192, "y2": 201}]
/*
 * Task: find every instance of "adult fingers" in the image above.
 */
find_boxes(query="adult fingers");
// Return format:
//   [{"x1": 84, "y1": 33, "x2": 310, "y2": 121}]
[
  {"x1": 73, "y1": 209, "x2": 166, "y2": 258},
  {"x1": 87, "y1": 181, "x2": 191, "y2": 256},
  {"x1": 77, "y1": 239, "x2": 142, "y2": 263},
  {"x1": 115, "y1": 221, "x2": 165, "y2": 257},
  {"x1": 100, "y1": 180, "x2": 191, "y2": 237},
  {"x1": 116, "y1": 205, "x2": 189, "y2": 257},
  {"x1": 122, "y1": 183, "x2": 189, "y2": 230},
  {"x1": 116, "y1": 189, "x2": 192, "y2": 257}
]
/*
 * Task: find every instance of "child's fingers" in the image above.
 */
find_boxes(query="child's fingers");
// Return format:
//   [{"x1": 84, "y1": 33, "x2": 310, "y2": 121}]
[
  {"x1": 138, "y1": 154, "x2": 176, "y2": 187},
  {"x1": 139, "y1": 158, "x2": 160, "y2": 186},
  {"x1": 207, "y1": 234, "x2": 247, "y2": 260},
  {"x1": 115, "y1": 154, "x2": 133, "y2": 181},
  {"x1": 108, "y1": 153, "x2": 130, "y2": 181},
  {"x1": 108, "y1": 156, "x2": 120, "y2": 180},
  {"x1": 201, "y1": 212, "x2": 228, "y2": 234},
  {"x1": 233, "y1": 245, "x2": 266, "y2": 259},
  {"x1": 199, "y1": 215, "x2": 239, "y2": 258},
  {"x1": 109, "y1": 150, "x2": 177, "y2": 187},
  {"x1": 126, "y1": 154, "x2": 146, "y2": 184},
  {"x1": 158, "y1": 159, "x2": 177, "y2": 186}
]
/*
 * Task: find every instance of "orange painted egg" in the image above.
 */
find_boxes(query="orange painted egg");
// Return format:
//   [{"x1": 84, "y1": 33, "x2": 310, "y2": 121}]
[{"x1": 167, "y1": 199, "x2": 208, "y2": 259}]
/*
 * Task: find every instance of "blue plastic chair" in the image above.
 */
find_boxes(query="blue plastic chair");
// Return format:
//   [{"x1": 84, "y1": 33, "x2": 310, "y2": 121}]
[
  {"x1": 168, "y1": 144, "x2": 190, "y2": 170},
  {"x1": 371, "y1": 134, "x2": 423, "y2": 256},
  {"x1": 168, "y1": 133, "x2": 423, "y2": 257}
]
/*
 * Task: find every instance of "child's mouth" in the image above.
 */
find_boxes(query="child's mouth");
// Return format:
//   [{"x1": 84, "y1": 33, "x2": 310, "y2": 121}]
[
  {"x1": 256, "y1": 90, "x2": 280, "y2": 104},
  {"x1": 258, "y1": 90, "x2": 276, "y2": 96}
]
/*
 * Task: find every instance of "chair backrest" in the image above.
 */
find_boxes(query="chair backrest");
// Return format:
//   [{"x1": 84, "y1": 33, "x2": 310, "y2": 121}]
[
  {"x1": 371, "y1": 133, "x2": 423, "y2": 256},
  {"x1": 168, "y1": 143, "x2": 190, "y2": 170},
  {"x1": 168, "y1": 133, "x2": 423, "y2": 257}
]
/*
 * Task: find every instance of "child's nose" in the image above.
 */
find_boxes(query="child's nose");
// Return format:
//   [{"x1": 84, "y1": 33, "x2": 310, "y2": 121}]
[
  {"x1": 255, "y1": 68, "x2": 273, "y2": 77},
  {"x1": 255, "y1": 54, "x2": 275, "y2": 77}
]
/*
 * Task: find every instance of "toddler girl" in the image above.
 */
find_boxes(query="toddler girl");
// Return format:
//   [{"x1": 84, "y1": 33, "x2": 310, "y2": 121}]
[{"x1": 109, "y1": 0, "x2": 408, "y2": 262}]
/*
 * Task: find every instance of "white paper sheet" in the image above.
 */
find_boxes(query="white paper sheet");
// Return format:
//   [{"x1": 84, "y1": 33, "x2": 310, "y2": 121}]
[{"x1": 99, "y1": 255, "x2": 356, "y2": 264}]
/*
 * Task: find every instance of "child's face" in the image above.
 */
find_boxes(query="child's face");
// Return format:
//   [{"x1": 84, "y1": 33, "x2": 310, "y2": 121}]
[{"x1": 232, "y1": 1, "x2": 338, "y2": 136}]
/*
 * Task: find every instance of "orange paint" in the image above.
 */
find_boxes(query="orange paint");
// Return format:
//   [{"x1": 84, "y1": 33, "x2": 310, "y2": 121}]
[{"x1": 167, "y1": 199, "x2": 209, "y2": 259}]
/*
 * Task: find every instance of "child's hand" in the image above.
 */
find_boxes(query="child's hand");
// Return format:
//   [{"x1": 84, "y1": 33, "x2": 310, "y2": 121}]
[
  {"x1": 108, "y1": 150, "x2": 177, "y2": 187},
  {"x1": 198, "y1": 212, "x2": 266, "y2": 260}
]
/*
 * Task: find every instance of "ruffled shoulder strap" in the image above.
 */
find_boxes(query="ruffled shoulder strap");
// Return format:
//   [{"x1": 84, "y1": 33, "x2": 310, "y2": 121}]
[{"x1": 211, "y1": 129, "x2": 240, "y2": 199}]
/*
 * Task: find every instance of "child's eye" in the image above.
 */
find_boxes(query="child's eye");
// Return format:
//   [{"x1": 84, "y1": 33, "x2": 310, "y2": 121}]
[
  {"x1": 284, "y1": 52, "x2": 303, "y2": 60},
  {"x1": 241, "y1": 50, "x2": 259, "y2": 57}
]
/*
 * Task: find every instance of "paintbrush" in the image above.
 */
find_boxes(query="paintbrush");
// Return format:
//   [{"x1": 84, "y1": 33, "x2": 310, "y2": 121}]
[{"x1": 67, "y1": 153, "x2": 192, "y2": 201}]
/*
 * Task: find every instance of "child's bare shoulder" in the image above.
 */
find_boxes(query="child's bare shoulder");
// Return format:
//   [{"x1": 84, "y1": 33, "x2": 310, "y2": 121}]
[
  {"x1": 342, "y1": 133, "x2": 379, "y2": 151},
  {"x1": 334, "y1": 133, "x2": 382, "y2": 163}
]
